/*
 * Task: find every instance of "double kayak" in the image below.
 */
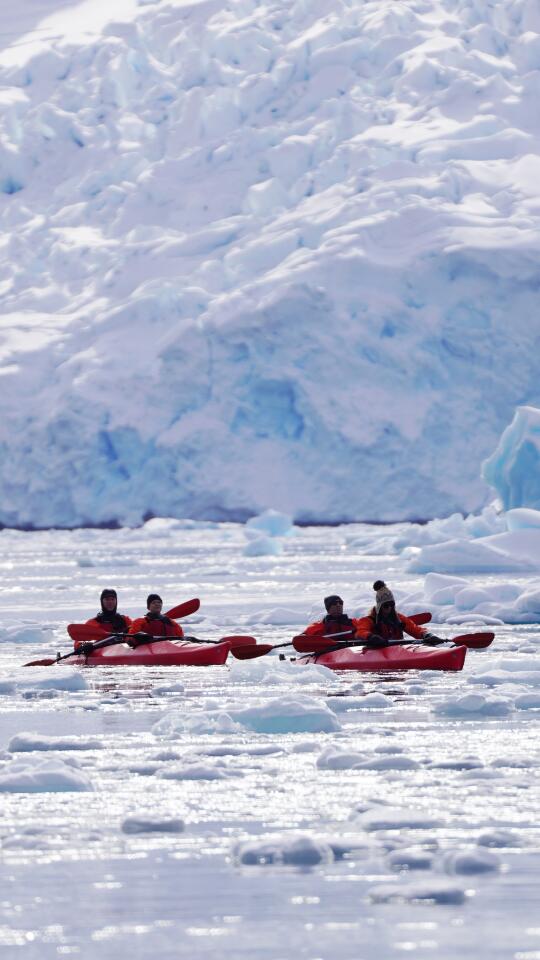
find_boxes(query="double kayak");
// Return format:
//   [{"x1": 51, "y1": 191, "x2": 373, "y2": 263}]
[
  {"x1": 64, "y1": 638, "x2": 231, "y2": 667},
  {"x1": 297, "y1": 642, "x2": 467, "y2": 672}
]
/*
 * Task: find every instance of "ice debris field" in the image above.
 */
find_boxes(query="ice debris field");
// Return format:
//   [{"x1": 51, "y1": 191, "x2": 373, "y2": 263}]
[
  {"x1": 1, "y1": 0, "x2": 540, "y2": 526},
  {"x1": 1, "y1": 475, "x2": 540, "y2": 958}
]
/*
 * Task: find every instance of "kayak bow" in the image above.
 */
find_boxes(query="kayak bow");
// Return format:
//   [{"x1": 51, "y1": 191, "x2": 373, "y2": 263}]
[{"x1": 297, "y1": 642, "x2": 467, "y2": 672}]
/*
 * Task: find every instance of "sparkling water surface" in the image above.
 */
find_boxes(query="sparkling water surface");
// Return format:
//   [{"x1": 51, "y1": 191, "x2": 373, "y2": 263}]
[{"x1": 1, "y1": 523, "x2": 539, "y2": 959}]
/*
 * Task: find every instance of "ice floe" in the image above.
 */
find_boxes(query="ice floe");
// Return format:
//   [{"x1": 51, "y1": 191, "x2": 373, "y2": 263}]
[{"x1": 0, "y1": 755, "x2": 94, "y2": 792}]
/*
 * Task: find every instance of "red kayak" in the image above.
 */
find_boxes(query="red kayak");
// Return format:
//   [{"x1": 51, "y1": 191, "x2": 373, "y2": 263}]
[
  {"x1": 298, "y1": 642, "x2": 466, "y2": 672},
  {"x1": 62, "y1": 638, "x2": 231, "y2": 667}
]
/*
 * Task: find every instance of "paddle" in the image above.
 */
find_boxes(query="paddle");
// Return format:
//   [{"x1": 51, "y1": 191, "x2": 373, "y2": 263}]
[
  {"x1": 24, "y1": 632, "x2": 256, "y2": 666},
  {"x1": 24, "y1": 598, "x2": 202, "y2": 666},
  {"x1": 127, "y1": 634, "x2": 257, "y2": 650},
  {"x1": 24, "y1": 633, "x2": 131, "y2": 667},
  {"x1": 292, "y1": 631, "x2": 495, "y2": 656},
  {"x1": 228, "y1": 611, "x2": 435, "y2": 661}
]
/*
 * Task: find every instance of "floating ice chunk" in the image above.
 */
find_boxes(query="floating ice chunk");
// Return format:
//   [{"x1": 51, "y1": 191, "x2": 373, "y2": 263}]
[
  {"x1": 409, "y1": 535, "x2": 539, "y2": 574},
  {"x1": 515, "y1": 692, "x2": 540, "y2": 709},
  {"x1": 443, "y1": 848, "x2": 500, "y2": 875},
  {"x1": 122, "y1": 816, "x2": 185, "y2": 833},
  {"x1": 229, "y1": 695, "x2": 341, "y2": 734},
  {"x1": 387, "y1": 847, "x2": 434, "y2": 870},
  {"x1": 246, "y1": 509, "x2": 294, "y2": 537},
  {"x1": 345, "y1": 693, "x2": 392, "y2": 711},
  {"x1": 316, "y1": 747, "x2": 367, "y2": 770},
  {"x1": 153, "y1": 711, "x2": 242, "y2": 738},
  {"x1": 483, "y1": 406, "x2": 540, "y2": 511},
  {"x1": 160, "y1": 763, "x2": 240, "y2": 780},
  {"x1": 513, "y1": 587, "x2": 540, "y2": 615},
  {"x1": 423, "y1": 573, "x2": 467, "y2": 601},
  {"x1": 393, "y1": 506, "x2": 505, "y2": 552},
  {"x1": 245, "y1": 607, "x2": 302, "y2": 625},
  {"x1": 454, "y1": 587, "x2": 493, "y2": 609},
  {"x1": 152, "y1": 682, "x2": 186, "y2": 695},
  {"x1": 228, "y1": 656, "x2": 332, "y2": 684},
  {"x1": 8, "y1": 733, "x2": 103, "y2": 752},
  {"x1": 325, "y1": 835, "x2": 372, "y2": 861},
  {"x1": 327, "y1": 696, "x2": 384, "y2": 714},
  {"x1": 243, "y1": 536, "x2": 283, "y2": 557},
  {"x1": 427, "y1": 756, "x2": 483, "y2": 770},
  {"x1": 477, "y1": 829, "x2": 520, "y2": 848},
  {"x1": 355, "y1": 755, "x2": 420, "y2": 771},
  {"x1": 506, "y1": 508, "x2": 540, "y2": 530},
  {"x1": 0, "y1": 622, "x2": 54, "y2": 644},
  {"x1": 370, "y1": 880, "x2": 467, "y2": 905},
  {"x1": 233, "y1": 834, "x2": 334, "y2": 867},
  {"x1": 0, "y1": 669, "x2": 88, "y2": 694},
  {"x1": 0, "y1": 756, "x2": 93, "y2": 792},
  {"x1": 357, "y1": 808, "x2": 443, "y2": 831},
  {"x1": 434, "y1": 693, "x2": 512, "y2": 717}
]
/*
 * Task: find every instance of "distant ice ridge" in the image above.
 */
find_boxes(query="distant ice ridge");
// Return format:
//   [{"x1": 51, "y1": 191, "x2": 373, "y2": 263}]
[{"x1": 1, "y1": 1, "x2": 540, "y2": 526}]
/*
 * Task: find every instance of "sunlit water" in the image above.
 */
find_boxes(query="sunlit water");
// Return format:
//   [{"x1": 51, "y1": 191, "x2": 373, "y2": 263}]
[{"x1": 1, "y1": 523, "x2": 539, "y2": 959}]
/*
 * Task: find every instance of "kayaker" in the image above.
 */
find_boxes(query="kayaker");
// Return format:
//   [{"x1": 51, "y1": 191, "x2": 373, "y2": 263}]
[
  {"x1": 355, "y1": 581, "x2": 444, "y2": 646},
  {"x1": 303, "y1": 595, "x2": 366, "y2": 643},
  {"x1": 128, "y1": 594, "x2": 184, "y2": 640},
  {"x1": 77, "y1": 588, "x2": 132, "y2": 649}
]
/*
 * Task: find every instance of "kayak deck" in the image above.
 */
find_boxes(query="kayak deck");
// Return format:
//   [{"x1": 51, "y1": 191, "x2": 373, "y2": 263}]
[
  {"x1": 298, "y1": 643, "x2": 467, "y2": 672},
  {"x1": 65, "y1": 639, "x2": 231, "y2": 667}
]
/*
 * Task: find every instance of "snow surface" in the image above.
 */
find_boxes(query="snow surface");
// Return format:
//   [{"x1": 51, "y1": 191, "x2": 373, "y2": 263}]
[
  {"x1": 1, "y1": 0, "x2": 540, "y2": 526},
  {"x1": 1, "y1": 518, "x2": 540, "y2": 958}
]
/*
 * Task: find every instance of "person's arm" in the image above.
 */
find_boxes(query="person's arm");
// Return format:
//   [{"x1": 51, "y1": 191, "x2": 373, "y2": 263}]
[
  {"x1": 399, "y1": 614, "x2": 430, "y2": 640},
  {"x1": 353, "y1": 616, "x2": 375, "y2": 640},
  {"x1": 303, "y1": 621, "x2": 325, "y2": 637},
  {"x1": 128, "y1": 618, "x2": 146, "y2": 635},
  {"x1": 171, "y1": 620, "x2": 184, "y2": 638}
]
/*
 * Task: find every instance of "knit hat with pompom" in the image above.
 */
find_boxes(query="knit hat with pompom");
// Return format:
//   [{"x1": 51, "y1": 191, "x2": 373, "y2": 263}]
[{"x1": 373, "y1": 580, "x2": 395, "y2": 615}]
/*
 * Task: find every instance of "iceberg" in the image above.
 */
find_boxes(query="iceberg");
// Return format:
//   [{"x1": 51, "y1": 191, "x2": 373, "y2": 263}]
[{"x1": 483, "y1": 406, "x2": 540, "y2": 511}]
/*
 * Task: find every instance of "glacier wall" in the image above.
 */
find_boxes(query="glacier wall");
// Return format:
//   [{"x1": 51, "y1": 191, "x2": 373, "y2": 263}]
[{"x1": 1, "y1": 0, "x2": 540, "y2": 526}]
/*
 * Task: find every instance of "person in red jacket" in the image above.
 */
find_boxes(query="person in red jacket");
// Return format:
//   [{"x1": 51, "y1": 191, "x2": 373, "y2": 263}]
[
  {"x1": 303, "y1": 595, "x2": 365, "y2": 642},
  {"x1": 77, "y1": 588, "x2": 132, "y2": 649},
  {"x1": 355, "y1": 581, "x2": 443, "y2": 647},
  {"x1": 128, "y1": 594, "x2": 184, "y2": 641}
]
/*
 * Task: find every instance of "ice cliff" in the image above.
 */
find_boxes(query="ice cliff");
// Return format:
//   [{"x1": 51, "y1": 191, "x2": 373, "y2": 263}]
[{"x1": 1, "y1": 0, "x2": 539, "y2": 526}]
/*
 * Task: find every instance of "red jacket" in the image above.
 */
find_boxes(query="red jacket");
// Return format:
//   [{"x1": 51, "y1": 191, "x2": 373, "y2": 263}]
[
  {"x1": 354, "y1": 609, "x2": 427, "y2": 642},
  {"x1": 303, "y1": 617, "x2": 364, "y2": 641},
  {"x1": 128, "y1": 616, "x2": 183, "y2": 639}
]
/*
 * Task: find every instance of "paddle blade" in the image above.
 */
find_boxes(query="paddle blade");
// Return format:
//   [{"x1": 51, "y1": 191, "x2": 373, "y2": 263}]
[
  {"x1": 452, "y1": 631, "x2": 495, "y2": 649},
  {"x1": 67, "y1": 623, "x2": 112, "y2": 643},
  {"x1": 165, "y1": 598, "x2": 200, "y2": 620},
  {"x1": 220, "y1": 635, "x2": 257, "y2": 648},
  {"x1": 230, "y1": 644, "x2": 273, "y2": 660},
  {"x1": 292, "y1": 635, "x2": 337, "y2": 653},
  {"x1": 410, "y1": 611, "x2": 431, "y2": 625},
  {"x1": 23, "y1": 657, "x2": 57, "y2": 667}
]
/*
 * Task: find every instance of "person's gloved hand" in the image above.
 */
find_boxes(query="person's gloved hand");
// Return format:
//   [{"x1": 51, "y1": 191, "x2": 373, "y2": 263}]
[
  {"x1": 127, "y1": 632, "x2": 151, "y2": 647},
  {"x1": 77, "y1": 642, "x2": 94, "y2": 656},
  {"x1": 424, "y1": 633, "x2": 444, "y2": 645},
  {"x1": 365, "y1": 634, "x2": 388, "y2": 648}
]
